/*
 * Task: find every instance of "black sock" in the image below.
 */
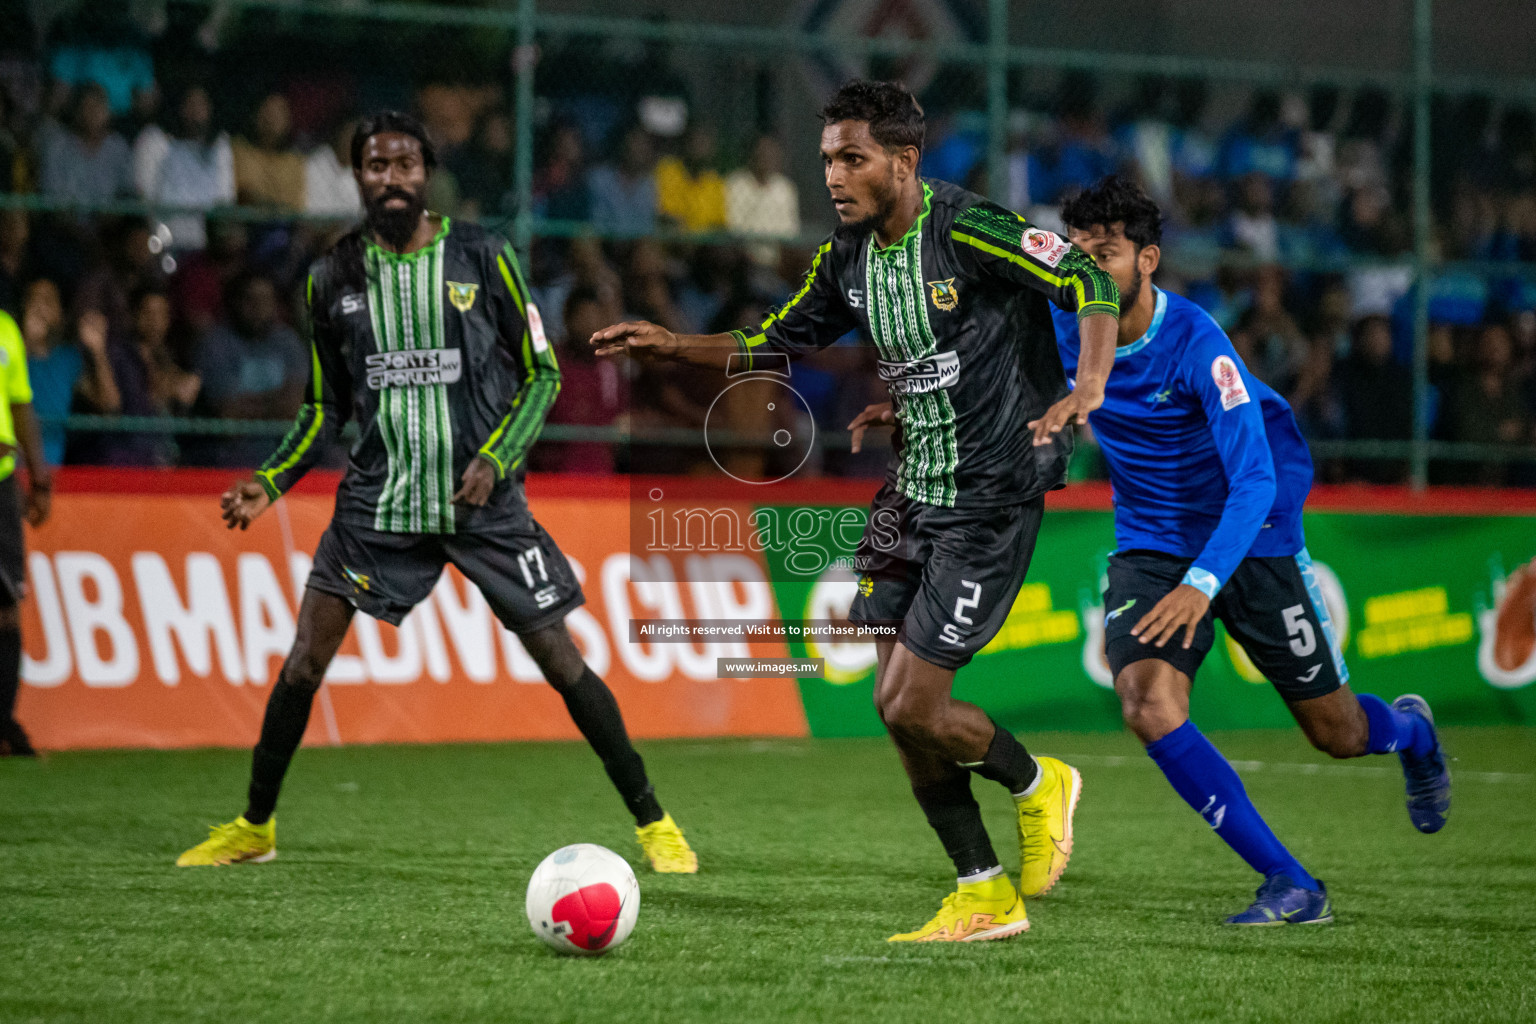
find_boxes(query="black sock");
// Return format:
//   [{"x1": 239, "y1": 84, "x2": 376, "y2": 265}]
[
  {"x1": 244, "y1": 679, "x2": 318, "y2": 825},
  {"x1": 911, "y1": 774, "x2": 1000, "y2": 877},
  {"x1": 558, "y1": 667, "x2": 663, "y2": 826},
  {"x1": 0, "y1": 619, "x2": 19, "y2": 725},
  {"x1": 965, "y1": 721, "x2": 1039, "y2": 794}
]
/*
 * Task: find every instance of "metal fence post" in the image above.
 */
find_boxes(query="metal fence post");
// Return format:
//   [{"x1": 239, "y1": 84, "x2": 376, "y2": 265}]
[
  {"x1": 512, "y1": 0, "x2": 537, "y2": 259},
  {"x1": 986, "y1": 0, "x2": 1008, "y2": 205},
  {"x1": 1409, "y1": 0, "x2": 1433, "y2": 490}
]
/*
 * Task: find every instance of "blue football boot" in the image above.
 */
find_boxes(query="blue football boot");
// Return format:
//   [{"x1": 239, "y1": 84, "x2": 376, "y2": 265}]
[
  {"x1": 1392, "y1": 694, "x2": 1450, "y2": 834},
  {"x1": 1223, "y1": 875, "x2": 1333, "y2": 926}
]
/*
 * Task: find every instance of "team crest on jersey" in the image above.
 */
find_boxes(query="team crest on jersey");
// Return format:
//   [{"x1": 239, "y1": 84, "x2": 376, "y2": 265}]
[
  {"x1": 928, "y1": 278, "x2": 959, "y2": 311},
  {"x1": 857, "y1": 574, "x2": 874, "y2": 598},
  {"x1": 446, "y1": 281, "x2": 478, "y2": 312},
  {"x1": 1022, "y1": 228, "x2": 1070, "y2": 268},
  {"x1": 342, "y1": 566, "x2": 372, "y2": 592},
  {"x1": 1211, "y1": 355, "x2": 1250, "y2": 411}
]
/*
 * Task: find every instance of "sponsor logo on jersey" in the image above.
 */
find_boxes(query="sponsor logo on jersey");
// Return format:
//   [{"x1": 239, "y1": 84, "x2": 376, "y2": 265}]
[
  {"x1": 846, "y1": 287, "x2": 864, "y2": 310},
  {"x1": 1211, "y1": 354, "x2": 1250, "y2": 410},
  {"x1": 527, "y1": 301, "x2": 550, "y2": 352},
  {"x1": 927, "y1": 278, "x2": 959, "y2": 311},
  {"x1": 365, "y1": 348, "x2": 463, "y2": 389},
  {"x1": 1150, "y1": 388, "x2": 1173, "y2": 404},
  {"x1": 876, "y1": 350, "x2": 960, "y2": 395},
  {"x1": 1022, "y1": 227, "x2": 1070, "y2": 267},
  {"x1": 341, "y1": 293, "x2": 366, "y2": 316},
  {"x1": 446, "y1": 281, "x2": 478, "y2": 312}
]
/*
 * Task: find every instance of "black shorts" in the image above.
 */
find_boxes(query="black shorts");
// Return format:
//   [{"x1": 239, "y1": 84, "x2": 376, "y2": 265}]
[
  {"x1": 0, "y1": 475, "x2": 23, "y2": 605},
  {"x1": 307, "y1": 510, "x2": 585, "y2": 632},
  {"x1": 847, "y1": 482, "x2": 1044, "y2": 671},
  {"x1": 1102, "y1": 549, "x2": 1348, "y2": 702}
]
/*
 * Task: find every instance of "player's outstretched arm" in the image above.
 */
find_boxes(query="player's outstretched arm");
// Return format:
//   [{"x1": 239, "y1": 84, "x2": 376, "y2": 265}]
[
  {"x1": 590, "y1": 321, "x2": 741, "y2": 371},
  {"x1": 1027, "y1": 311, "x2": 1117, "y2": 446}
]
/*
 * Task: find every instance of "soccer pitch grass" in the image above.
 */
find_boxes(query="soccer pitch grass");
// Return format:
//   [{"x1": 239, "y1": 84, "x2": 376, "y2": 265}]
[{"x1": 4, "y1": 728, "x2": 1533, "y2": 1024}]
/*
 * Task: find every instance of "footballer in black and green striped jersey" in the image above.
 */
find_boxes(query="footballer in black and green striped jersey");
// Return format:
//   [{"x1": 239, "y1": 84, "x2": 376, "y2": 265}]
[
  {"x1": 593, "y1": 80, "x2": 1119, "y2": 936},
  {"x1": 254, "y1": 191, "x2": 556, "y2": 533},
  {"x1": 187, "y1": 112, "x2": 698, "y2": 875}
]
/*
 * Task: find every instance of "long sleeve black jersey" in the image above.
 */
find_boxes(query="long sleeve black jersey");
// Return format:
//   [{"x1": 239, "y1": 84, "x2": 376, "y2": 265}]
[
  {"x1": 729, "y1": 179, "x2": 1119, "y2": 509},
  {"x1": 256, "y1": 218, "x2": 560, "y2": 534}
]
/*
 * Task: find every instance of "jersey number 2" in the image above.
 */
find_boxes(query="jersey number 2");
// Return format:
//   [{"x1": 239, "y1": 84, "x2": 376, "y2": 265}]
[
  {"x1": 953, "y1": 581, "x2": 982, "y2": 625},
  {"x1": 941, "y1": 581, "x2": 983, "y2": 646}
]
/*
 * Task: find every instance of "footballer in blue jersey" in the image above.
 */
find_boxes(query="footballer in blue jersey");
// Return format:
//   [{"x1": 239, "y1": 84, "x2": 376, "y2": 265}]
[{"x1": 1054, "y1": 176, "x2": 1451, "y2": 926}]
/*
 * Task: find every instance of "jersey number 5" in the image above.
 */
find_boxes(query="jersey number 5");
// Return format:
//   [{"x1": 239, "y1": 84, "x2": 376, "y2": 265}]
[{"x1": 1282, "y1": 604, "x2": 1316, "y2": 657}]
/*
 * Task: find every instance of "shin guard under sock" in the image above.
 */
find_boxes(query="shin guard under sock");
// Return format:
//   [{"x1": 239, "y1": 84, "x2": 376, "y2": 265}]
[
  {"x1": 911, "y1": 773, "x2": 1001, "y2": 878},
  {"x1": 245, "y1": 680, "x2": 318, "y2": 825},
  {"x1": 1146, "y1": 720, "x2": 1320, "y2": 891}
]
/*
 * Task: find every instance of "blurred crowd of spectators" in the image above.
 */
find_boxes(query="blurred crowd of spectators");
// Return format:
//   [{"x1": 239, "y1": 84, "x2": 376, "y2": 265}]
[{"x1": 2, "y1": 23, "x2": 1535, "y2": 485}]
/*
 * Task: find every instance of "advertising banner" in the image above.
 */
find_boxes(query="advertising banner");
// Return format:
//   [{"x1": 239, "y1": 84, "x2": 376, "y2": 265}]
[
  {"x1": 17, "y1": 473, "x2": 1536, "y2": 748},
  {"x1": 780, "y1": 502, "x2": 1536, "y2": 736},
  {"x1": 18, "y1": 475, "x2": 805, "y2": 750}
]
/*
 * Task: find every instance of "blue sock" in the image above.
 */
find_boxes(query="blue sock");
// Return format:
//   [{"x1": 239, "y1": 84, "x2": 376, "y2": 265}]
[
  {"x1": 1146, "y1": 720, "x2": 1320, "y2": 891},
  {"x1": 1356, "y1": 693, "x2": 1434, "y2": 758}
]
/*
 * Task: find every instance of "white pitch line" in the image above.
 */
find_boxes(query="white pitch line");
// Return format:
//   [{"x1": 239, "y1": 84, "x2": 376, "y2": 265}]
[{"x1": 1057, "y1": 752, "x2": 1533, "y2": 784}]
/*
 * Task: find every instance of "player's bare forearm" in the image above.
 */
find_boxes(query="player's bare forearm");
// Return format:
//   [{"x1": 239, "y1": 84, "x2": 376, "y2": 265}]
[
  {"x1": 1027, "y1": 311, "x2": 1117, "y2": 446},
  {"x1": 13, "y1": 403, "x2": 52, "y2": 526},
  {"x1": 13, "y1": 403, "x2": 50, "y2": 489},
  {"x1": 1074, "y1": 311, "x2": 1118, "y2": 400},
  {"x1": 590, "y1": 321, "x2": 740, "y2": 371}
]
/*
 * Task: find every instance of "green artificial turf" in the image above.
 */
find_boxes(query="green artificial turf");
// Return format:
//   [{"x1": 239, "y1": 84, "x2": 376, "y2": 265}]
[{"x1": 3, "y1": 728, "x2": 1534, "y2": 1024}]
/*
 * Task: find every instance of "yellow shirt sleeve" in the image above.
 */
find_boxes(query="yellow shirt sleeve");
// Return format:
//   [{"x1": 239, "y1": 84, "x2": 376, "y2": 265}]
[{"x1": 0, "y1": 311, "x2": 33, "y2": 406}]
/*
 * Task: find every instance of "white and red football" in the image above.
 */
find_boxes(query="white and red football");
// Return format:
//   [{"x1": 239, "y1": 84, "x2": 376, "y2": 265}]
[{"x1": 526, "y1": 844, "x2": 640, "y2": 956}]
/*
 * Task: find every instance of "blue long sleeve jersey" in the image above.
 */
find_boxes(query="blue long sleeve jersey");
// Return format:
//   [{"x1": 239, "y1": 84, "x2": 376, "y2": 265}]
[{"x1": 1053, "y1": 288, "x2": 1314, "y2": 598}]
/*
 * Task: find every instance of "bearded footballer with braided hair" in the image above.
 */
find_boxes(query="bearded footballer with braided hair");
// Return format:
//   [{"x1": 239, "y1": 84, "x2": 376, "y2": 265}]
[
  {"x1": 595, "y1": 80, "x2": 1121, "y2": 941},
  {"x1": 1051, "y1": 175, "x2": 1449, "y2": 925},
  {"x1": 177, "y1": 111, "x2": 697, "y2": 874}
]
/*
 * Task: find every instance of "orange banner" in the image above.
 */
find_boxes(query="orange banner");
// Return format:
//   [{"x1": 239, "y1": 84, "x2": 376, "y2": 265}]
[{"x1": 17, "y1": 478, "x2": 806, "y2": 749}]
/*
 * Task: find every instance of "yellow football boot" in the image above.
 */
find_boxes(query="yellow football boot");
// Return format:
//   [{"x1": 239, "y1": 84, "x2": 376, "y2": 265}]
[
  {"x1": 888, "y1": 874, "x2": 1030, "y2": 942},
  {"x1": 635, "y1": 813, "x2": 698, "y2": 873},
  {"x1": 176, "y1": 816, "x2": 276, "y2": 867},
  {"x1": 1015, "y1": 756, "x2": 1082, "y2": 897}
]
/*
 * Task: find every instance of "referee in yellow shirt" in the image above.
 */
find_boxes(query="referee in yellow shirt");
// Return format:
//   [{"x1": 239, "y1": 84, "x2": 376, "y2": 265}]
[{"x1": 0, "y1": 308, "x2": 52, "y2": 757}]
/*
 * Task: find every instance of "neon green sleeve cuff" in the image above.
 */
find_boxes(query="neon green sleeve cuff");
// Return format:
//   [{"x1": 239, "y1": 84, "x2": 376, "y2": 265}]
[{"x1": 476, "y1": 448, "x2": 508, "y2": 480}]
